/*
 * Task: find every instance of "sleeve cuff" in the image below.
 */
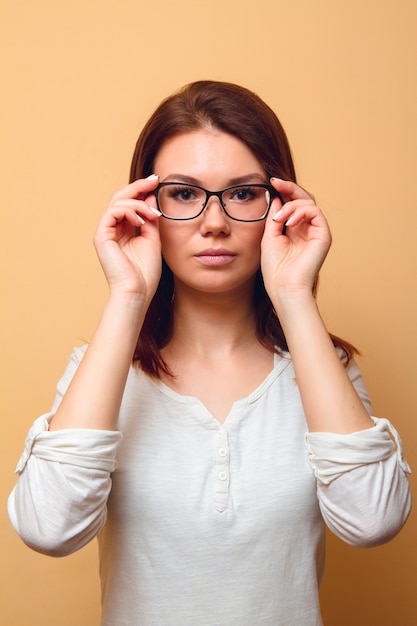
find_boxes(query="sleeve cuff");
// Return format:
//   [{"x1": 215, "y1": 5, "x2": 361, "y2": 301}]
[
  {"x1": 15, "y1": 414, "x2": 122, "y2": 474},
  {"x1": 305, "y1": 417, "x2": 411, "y2": 484}
]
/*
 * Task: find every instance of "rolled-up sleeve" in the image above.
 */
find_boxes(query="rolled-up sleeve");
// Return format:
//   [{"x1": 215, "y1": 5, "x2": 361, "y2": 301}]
[
  {"x1": 8, "y1": 345, "x2": 123, "y2": 557},
  {"x1": 8, "y1": 414, "x2": 122, "y2": 556},
  {"x1": 305, "y1": 417, "x2": 412, "y2": 547}
]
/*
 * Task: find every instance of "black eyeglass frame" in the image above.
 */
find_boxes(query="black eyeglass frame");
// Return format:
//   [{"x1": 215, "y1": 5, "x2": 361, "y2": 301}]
[{"x1": 154, "y1": 182, "x2": 283, "y2": 222}]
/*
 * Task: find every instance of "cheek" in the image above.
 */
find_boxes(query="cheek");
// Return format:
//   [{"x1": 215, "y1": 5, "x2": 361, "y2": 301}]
[
  {"x1": 158, "y1": 222, "x2": 188, "y2": 269},
  {"x1": 245, "y1": 223, "x2": 265, "y2": 254},
  {"x1": 158, "y1": 220, "x2": 175, "y2": 249}
]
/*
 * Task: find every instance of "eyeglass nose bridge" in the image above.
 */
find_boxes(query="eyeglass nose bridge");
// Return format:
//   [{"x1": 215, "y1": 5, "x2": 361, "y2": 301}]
[{"x1": 201, "y1": 189, "x2": 228, "y2": 213}]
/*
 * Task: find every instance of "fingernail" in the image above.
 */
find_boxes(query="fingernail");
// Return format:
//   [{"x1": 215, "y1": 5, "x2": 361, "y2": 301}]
[
  {"x1": 137, "y1": 214, "x2": 145, "y2": 225},
  {"x1": 272, "y1": 209, "x2": 284, "y2": 222},
  {"x1": 285, "y1": 215, "x2": 294, "y2": 226},
  {"x1": 149, "y1": 206, "x2": 162, "y2": 216},
  {"x1": 146, "y1": 174, "x2": 159, "y2": 180}
]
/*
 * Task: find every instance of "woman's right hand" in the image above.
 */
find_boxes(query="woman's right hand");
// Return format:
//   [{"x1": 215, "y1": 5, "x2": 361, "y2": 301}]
[
  {"x1": 49, "y1": 175, "x2": 163, "y2": 432},
  {"x1": 93, "y1": 175, "x2": 162, "y2": 304}
]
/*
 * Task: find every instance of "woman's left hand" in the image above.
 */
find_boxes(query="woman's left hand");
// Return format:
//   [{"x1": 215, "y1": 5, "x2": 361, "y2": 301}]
[{"x1": 261, "y1": 178, "x2": 332, "y2": 300}]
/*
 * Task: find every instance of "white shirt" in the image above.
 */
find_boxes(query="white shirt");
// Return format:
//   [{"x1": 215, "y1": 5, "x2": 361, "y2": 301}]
[{"x1": 8, "y1": 346, "x2": 411, "y2": 625}]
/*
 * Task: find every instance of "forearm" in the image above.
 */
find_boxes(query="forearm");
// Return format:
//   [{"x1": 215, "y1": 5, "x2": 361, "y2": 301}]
[
  {"x1": 274, "y1": 291, "x2": 373, "y2": 433},
  {"x1": 49, "y1": 294, "x2": 146, "y2": 431}
]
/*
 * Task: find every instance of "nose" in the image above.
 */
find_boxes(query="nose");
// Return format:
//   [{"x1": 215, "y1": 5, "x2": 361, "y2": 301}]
[{"x1": 200, "y1": 196, "x2": 231, "y2": 236}]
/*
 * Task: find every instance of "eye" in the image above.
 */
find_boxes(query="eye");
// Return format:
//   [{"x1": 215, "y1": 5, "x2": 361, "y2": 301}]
[
  {"x1": 169, "y1": 185, "x2": 200, "y2": 203},
  {"x1": 228, "y1": 186, "x2": 259, "y2": 202}
]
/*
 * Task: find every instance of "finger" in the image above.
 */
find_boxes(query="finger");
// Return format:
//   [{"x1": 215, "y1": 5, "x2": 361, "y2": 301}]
[
  {"x1": 110, "y1": 174, "x2": 160, "y2": 203},
  {"x1": 272, "y1": 199, "x2": 316, "y2": 226},
  {"x1": 273, "y1": 208, "x2": 330, "y2": 240},
  {"x1": 111, "y1": 198, "x2": 162, "y2": 221},
  {"x1": 98, "y1": 204, "x2": 146, "y2": 230},
  {"x1": 264, "y1": 199, "x2": 287, "y2": 237},
  {"x1": 283, "y1": 208, "x2": 324, "y2": 229},
  {"x1": 270, "y1": 178, "x2": 315, "y2": 203}
]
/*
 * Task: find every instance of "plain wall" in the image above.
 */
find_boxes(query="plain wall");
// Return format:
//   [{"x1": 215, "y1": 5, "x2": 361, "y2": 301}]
[{"x1": 1, "y1": 1, "x2": 416, "y2": 624}]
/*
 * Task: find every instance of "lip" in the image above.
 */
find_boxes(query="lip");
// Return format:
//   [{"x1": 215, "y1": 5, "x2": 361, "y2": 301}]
[{"x1": 194, "y1": 248, "x2": 236, "y2": 266}]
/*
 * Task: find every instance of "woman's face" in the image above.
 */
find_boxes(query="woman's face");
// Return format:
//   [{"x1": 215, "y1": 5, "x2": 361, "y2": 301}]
[{"x1": 153, "y1": 130, "x2": 268, "y2": 296}]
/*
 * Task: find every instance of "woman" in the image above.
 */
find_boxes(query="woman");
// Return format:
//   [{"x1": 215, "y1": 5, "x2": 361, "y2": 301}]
[{"x1": 8, "y1": 81, "x2": 411, "y2": 625}]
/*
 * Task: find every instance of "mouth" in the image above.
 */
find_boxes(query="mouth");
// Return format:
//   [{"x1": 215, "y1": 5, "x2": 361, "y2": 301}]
[{"x1": 194, "y1": 248, "x2": 236, "y2": 266}]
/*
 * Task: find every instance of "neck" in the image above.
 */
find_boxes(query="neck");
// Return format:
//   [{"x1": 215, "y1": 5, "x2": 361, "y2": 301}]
[{"x1": 168, "y1": 280, "x2": 258, "y2": 360}]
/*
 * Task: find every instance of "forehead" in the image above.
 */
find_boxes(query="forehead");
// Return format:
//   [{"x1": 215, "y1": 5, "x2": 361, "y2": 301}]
[{"x1": 153, "y1": 130, "x2": 264, "y2": 181}]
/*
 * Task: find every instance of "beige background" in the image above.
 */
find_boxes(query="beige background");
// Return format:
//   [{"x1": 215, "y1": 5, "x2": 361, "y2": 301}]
[{"x1": 1, "y1": 1, "x2": 416, "y2": 624}]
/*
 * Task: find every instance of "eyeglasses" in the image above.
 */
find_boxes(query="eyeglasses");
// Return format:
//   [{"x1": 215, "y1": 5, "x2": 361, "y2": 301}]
[{"x1": 154, "y1": 182, "x2": 281, "y2": 222}]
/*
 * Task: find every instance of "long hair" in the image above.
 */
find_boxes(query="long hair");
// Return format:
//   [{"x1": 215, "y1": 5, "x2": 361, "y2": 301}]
[{"x1": 129, "y1": 80, "x2": 357, "y2": 376}]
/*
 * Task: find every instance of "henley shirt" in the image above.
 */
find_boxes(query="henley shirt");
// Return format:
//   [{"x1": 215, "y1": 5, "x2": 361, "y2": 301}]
[{"x1": 8, "y1": 346, "x2": 411, "y2": 625}]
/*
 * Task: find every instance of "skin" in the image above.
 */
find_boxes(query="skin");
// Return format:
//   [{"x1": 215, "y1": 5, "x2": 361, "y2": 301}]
[
  {"x1": 153, "y1": 131, "x2": 279, "y2": 420},
  {"x1": 49, "y1": 129, "x2": 373, "y2": 432}
]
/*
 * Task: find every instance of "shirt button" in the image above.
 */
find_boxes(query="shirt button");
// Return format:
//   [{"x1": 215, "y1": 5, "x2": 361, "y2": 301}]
[
  {"x1": 218, "y1": 471, "x2": 228, "y2": 481},
  {"x1": 218, "y1": 448, "x2": 227, "y2": 457}
]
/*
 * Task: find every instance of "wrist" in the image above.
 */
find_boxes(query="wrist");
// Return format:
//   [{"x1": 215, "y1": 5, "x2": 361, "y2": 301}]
[
  {"x1": 271, "y1": 287, "x2": 317, "y2": 315},
  {"x1": 107, "y1": 283, "x2": 154, "y2": 310},
  {"x1": 102, "y1": 291, "x2": 150, "y2": 339}
]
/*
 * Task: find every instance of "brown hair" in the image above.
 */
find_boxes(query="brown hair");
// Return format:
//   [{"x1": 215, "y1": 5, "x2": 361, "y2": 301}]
[{"x1": 129, "y1": 80, "x2": 357, "y2": 376}]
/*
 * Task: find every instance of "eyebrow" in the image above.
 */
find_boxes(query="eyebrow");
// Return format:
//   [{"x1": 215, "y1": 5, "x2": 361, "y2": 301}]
[{"x1": 160, "y1": 173, "x2": 268, "y2": 186}]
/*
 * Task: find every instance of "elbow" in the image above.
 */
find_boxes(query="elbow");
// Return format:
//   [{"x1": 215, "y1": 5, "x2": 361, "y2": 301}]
[
  {"x1": 21, "y1": 531, "x2": 101, "y2": 558},
  {"x1": 359, "y1": 486, "x2": 412, "y2": 548},
  {"x1": 8, "y1": 454, "x2": 113, "y2": 557},
  {"x1": 8, "y1": 487, "x2": 106, "y2": 557},
  {"x1": 329, "y1": 502, "x2": 411, "y2": 548},
  {"x1": 322, "y1": 475, "x2": 412, "y2": 548}
]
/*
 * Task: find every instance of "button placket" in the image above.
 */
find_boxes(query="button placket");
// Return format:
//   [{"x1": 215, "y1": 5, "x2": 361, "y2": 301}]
[{"x1": 213, "y1": 429, "x2": 230, "y2": 512}]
